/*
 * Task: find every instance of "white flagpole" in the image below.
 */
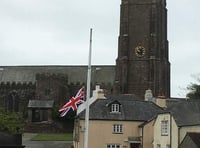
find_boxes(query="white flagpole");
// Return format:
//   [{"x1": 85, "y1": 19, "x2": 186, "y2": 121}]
[{"x1": 84, "y1": 28, "x2": 92, "y2": 148}]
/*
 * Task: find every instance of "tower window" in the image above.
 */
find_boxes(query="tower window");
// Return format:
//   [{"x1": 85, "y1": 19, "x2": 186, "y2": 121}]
[{"x1": 45, "y1": 89, "x2": 51, "y2": 96}]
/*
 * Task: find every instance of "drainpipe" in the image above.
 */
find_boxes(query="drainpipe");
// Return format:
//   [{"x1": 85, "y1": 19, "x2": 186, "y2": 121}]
[
  {"x1": 142, "y1": 126, "x2": 144, "y2": 148},
  {"x1": 170, "y1": 114, "x2": 172, "y2": 148},
  {"x1": 178, "y1": 127, "x2": 181, "y2": 147}
]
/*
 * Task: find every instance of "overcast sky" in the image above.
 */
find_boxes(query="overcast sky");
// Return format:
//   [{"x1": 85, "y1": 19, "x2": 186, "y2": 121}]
[{"x1": 0, "y1": 0, "x2": 199, "y2": 98}]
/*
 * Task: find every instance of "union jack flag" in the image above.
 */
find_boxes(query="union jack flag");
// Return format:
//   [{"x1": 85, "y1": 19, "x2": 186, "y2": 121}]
[{"x1": 59, "y1": 87, "x2": 84, "y2": 117}]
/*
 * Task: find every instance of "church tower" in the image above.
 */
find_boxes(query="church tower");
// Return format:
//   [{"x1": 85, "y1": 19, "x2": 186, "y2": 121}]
[{"x1": 115, "y1": 0, "x2": 170, "y2": 98}]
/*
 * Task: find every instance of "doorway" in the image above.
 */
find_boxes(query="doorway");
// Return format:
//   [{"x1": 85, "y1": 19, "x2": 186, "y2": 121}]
[{"x1": 130, "y1": 143, "x2": 140, "y2": 148}]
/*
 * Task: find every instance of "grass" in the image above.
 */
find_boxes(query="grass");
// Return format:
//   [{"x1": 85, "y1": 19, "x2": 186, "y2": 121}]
[{"x1": 31, "y1": 133, "x2": 73, "y2": 141}]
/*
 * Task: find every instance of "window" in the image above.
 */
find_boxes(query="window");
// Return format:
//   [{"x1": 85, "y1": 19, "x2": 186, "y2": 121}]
[
  {"x1": 113, "y1": 124, "x2": 122, "y2": 133},
  {"x1": 107, "y1": 144, "x2": 120, "y2": 148},
  {"x1": 161, "y1": 120, "x2": 168, "y2": 135},
  {"x1": 166, "y1": 144, "x2": 170, "y2": 148},
  {"x1": 111, "y1": 104, "x2": 120, "y2": 113},
  {"x1": 45, "y1": 88, "x2": 51, "y2": 96},
  {"x1": 157, "y1": 144, "x2": 161, "y2": 148}
]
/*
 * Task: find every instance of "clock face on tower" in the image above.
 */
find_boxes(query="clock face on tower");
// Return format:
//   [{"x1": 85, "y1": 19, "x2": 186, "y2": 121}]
[{"x1": 135, "y1": 46, "x2": 146, "y2": 57}]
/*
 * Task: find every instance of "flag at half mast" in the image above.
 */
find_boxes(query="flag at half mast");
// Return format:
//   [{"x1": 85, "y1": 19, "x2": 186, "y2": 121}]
[{"x1": 59, "y1": 87, "x2": 84, "y2": 117}]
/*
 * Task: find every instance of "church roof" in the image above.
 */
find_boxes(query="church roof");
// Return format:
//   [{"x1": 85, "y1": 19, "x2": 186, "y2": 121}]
[
  {"x1": 78, "y1": 94, "x2": 163, "y2": 121},
  {"x1": 0, "y1": 65, "x2": 115, "y2": 84}
]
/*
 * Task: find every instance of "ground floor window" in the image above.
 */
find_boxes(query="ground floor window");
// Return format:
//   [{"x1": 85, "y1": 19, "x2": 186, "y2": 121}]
[
  {"x1": 157, "y1": 144, "x2": 161, "y2": 148},
  {"x1": 107, "y1": 144, "x2": 120, "y2": 148}
]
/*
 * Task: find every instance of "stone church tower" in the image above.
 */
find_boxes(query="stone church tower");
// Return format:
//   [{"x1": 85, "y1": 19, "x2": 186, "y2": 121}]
[{"x1": 115, "y1": 0, "x2": 170, "y2": 98}]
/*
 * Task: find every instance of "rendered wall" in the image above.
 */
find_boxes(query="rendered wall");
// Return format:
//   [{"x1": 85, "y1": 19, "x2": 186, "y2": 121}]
[
  {"x1": 153, "y1": 114, "x2": 171, "y2": 147},
  {"x1": 76, "y1": 120, "x2": 143, "y2": 148}
]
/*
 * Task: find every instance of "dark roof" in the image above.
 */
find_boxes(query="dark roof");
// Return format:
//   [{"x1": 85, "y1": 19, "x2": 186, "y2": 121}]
[
  {"x1": 0, "y1": 65, "x2": 115, "y2": 84},
  {"x1": 167, "y1": 99, "x2": 200, "y2": 126},
  {"x1": 28, "y1": 100, "x2": 54, "y2": 108},
  {"x1": 188, "y1": 133, "x2": 200, "y2": 147},
  {"x1": 78, "y1": 94, "x2": 163, "y2": 121},
  {"x1": 180, "y1": 132, "x2": 200, "y2": 148}
]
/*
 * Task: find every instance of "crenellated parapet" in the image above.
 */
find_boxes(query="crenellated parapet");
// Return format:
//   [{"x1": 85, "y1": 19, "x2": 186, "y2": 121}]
[
  {"x1": 67, "y1": 81, "x2": 114, "y2": 97},
  {"x1": 0, "y1": 81, "x2": 36, "y2": 89},
  {"x1": 36, "y1": 73, "x2": 68, "y2": 82}
]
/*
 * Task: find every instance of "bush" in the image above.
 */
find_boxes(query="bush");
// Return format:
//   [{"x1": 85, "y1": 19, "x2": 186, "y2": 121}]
[{"x1": 0, "y1": 108, "x2": 23, "y2": 134}]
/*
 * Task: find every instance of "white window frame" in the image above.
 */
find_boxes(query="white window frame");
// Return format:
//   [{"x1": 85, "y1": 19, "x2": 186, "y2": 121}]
[
  {"x1": 157, "y1": 144, "x2": 161, "y2": 148},
  {"x1": 107, "y1": 144, "x2": 120, "y2": 148},
  {"x1": 161, "y1": 120, "x2": 168, "y2": 136},
  {"x1": 113, "y1": 124, "x2": 122, "y2": 133},
  {"x1": 111, "y1": 104, "x2": 120, "y2": 113}
]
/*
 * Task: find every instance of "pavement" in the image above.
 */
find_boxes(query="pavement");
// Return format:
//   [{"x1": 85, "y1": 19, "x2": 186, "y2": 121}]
[{"x1": 22, "y1": 133, "x2": 73, "y2": 148}]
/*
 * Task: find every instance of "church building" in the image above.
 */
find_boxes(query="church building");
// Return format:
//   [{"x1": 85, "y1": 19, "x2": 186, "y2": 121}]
[{"x1": 0, "y1": 0, "x2": 170, "y2": 121}]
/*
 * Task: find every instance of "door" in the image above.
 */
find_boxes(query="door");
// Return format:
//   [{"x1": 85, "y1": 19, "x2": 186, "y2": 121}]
[{"x1": 130, "y1": 143, "x2": 140, "y2": 148}]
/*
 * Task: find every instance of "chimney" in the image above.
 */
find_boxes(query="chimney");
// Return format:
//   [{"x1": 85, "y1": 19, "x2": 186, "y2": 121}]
[
  {"x1": 92, "y1": 85, "x2": 105, "y2": 99},
  {"x1": 144, "y1": 89, "x2": 155, "y2": 103},
  {"x1": 155, "y1": 95, "x2": 167, "y2": 108}
]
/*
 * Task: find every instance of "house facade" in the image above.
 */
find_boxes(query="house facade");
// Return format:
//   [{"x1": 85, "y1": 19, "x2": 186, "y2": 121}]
[
  {"x1": 142, "y1": 99, "x2": 200, "y2": 148},
  {"x1": 74, "y1": 97, "x2": 200, "y2": 148},
  {"x1": 75, "y1": 120, "x2": 143, "y2": 148},
  {"x1": 74, "y1": 95, "x2": 163, "y2": 148},
  {"x1": 152, "y1": 113, "x2": 175, "y2": 148}
]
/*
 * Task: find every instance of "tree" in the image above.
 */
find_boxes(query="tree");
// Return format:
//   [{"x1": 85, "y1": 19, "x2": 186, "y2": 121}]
[
  {"x1": 186, "y1": 74, "x2": 200, "y2": 99},
  {"x1": 0, "y1": 108, "x2": 23, "y2": 134}
]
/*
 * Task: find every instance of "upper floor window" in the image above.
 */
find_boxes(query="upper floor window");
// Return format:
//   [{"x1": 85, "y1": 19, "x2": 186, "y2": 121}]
[
  {"x1": 107, "y1": 144, "x2": 120, "y2": 148},
  {"x1": 111, "y1": 104, "x2": 120, "y2": 113},
  {"x1": 113, "y1": 124, "x2": 123, "y2": 133},
  {"x1": 161, "y1": 120, "x2": 168, "y2": 136}
]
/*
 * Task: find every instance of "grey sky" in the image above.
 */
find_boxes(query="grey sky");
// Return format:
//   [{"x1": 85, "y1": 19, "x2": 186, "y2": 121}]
[{"x1": 0, "y1": 0, "x2": 200, "y2": 98}]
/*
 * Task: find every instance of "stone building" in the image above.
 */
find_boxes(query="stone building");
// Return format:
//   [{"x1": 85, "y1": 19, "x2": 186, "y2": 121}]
[
  {"x1": 0, "y1": 66, "x2": 115, "y2": 120},
  {"x1": 115, "y1": 0, "x2": 170, "y2": 98},
  {"x1": 0, "y1": 0, "x2": 171, "y2": 120}
]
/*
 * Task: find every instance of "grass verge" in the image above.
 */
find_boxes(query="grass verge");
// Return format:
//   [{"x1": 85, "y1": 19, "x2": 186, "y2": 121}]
[{"x1": 31, "y1": 133, "x2": 73, "y2": 141}]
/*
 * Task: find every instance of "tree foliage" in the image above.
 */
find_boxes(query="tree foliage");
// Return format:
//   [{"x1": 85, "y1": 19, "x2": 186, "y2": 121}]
[
  {"x1": 0, "y1": 108, "x2": 23, "y2": 134},
  {"x1": 186, "y1": 74, "x2": 200, "y2": 99}
]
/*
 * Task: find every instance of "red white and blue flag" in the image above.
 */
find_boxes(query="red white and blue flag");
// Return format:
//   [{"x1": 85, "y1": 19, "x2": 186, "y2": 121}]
[{"x1": 59, "y1": 87, "x2": 84, "y2": 117}]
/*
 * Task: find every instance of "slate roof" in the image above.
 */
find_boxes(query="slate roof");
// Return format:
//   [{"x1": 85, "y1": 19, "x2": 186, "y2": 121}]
[
  {"x1": 167, "y1": 99, "x2": 200, "y2": 126},
  {"x1": 28, "y1": 100, "x2": 54, "y2": 108},
  {"x1": 0, "y1": 65, "x2": 115, "y2": 84},
  {"x1": 187, "y1": 132, "x2": 200, "y2": 147},
  {"x1": 78, "y1": 94, "x2": 163, "y2": 121},
  {"x1": 180, "y1": 132, "x2": 200, "y2": 148}
]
